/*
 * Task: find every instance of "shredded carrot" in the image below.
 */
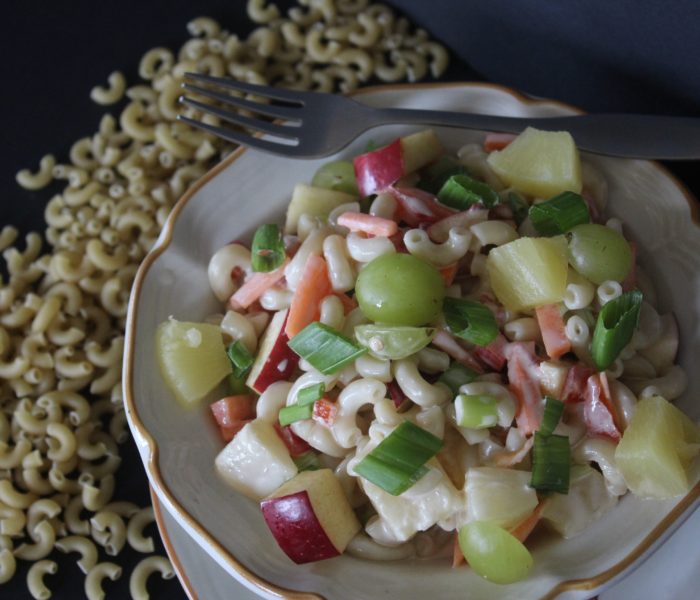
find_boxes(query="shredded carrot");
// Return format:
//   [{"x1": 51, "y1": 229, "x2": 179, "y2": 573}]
[
  {"x1": 452, "y1": 531, "x2": 465, "y2": 568},
  {"x1": 438, "y1": 264, "x2": 458, "y2": 286},
  {"x1": 509, "y1": 500, "x2": 548, "y2": 543},
  {"x1": 218, "y1": 419, "x2": 253, "y2": 442},
  {"x1": 491, "y1": 436, "x2": 534, "y2": 468},
  {"x1": 622, "y1": 241, "x2": 637, "y2": 292},
  {"x1": 583, "y1": 372, "x2": 622, "y2": 441},
  {"x1": 432, "y1": 329, "x2": 484, "y2": 374},
  {"x1": 229, "y1": 258, "x2": 289, "y2": 310},
  {"x1": 483, "y1": 132, "x2": 517, "y2": 152},
  {"x1": 284, "y1": 254, "x2": 333, "y2": 338},
  {"x1": 535, "y1": 304, "x2": 571, "y2": 359},
  {"x1": 210, "y1": 395, "x2": 256, "y2": 427},
  {"x1": 504, "y1": 342, "x2": 543, "y2": 435},
  {"x1": 335, "y1": 292, "x2": 358, "y2": 314},
  {"x1": 337, "y1": 211, "x2": 398, "y2": 237}
]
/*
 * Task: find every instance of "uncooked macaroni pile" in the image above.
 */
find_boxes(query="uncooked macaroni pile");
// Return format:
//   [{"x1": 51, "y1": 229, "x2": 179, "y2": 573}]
[{"x1": 0, "y1": 1, "x2": 448, "y2": 597}]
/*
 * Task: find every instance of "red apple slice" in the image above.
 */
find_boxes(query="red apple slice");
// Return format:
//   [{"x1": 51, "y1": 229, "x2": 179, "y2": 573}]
[
  {"x1": 261, "y1": 469, "x2": 361, "y2": 564},
  {"x1": 354, "y1": 138, "x2": 403, "y2": 198},
  {"x1": 273, "y1": 423, "x2": 312, "y2": 457},
  {"x1": 353, "y1": 130, "x2": 444, "y2": 198},
  {"x1": 246, "y1": 309, "x2": 299, "y2": 394}
]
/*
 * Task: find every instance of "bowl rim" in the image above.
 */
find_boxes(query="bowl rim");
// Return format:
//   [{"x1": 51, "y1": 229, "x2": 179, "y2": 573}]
[{"x1": 123, "y1": 80, "x2": 700, "y2": 600}]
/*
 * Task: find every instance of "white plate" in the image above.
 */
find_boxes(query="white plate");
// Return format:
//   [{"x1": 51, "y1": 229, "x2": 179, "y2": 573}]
[
  {"x1": 151, "y1": 488, "x2": 700, "y2": 600},
  {"x1": 125, "y1": 82, "x2": 700, "y2": 600}
]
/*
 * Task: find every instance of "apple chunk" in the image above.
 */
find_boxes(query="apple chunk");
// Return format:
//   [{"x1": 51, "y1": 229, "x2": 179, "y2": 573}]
[
  {"x1": 215, "y1": 419, "x2": 297, "y2": 501},
  {"x1": 246, "y1": 309, "x2": 299, "y2": 394},
  {"x1": 261, "y1": 469, "x2": 361, "y2": 564},
  {"x1": 354, "y1": 130, "x2": 444, "y2": 197}
]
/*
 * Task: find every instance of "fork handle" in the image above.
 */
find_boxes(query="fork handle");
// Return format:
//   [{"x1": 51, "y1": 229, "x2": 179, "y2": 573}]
[{"x1": 372, "y1": 108, "x2": 700, "y2": 160}]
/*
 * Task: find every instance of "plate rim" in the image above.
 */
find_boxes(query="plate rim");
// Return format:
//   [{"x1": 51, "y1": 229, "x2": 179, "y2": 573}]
[{"x1": 123, "y1": 80, "x2": 700, "y2": 600}]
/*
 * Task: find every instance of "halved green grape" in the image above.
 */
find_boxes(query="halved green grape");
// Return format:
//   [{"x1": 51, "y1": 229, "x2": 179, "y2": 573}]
[
  {"x1": 354, "y1": 324, "x2": 435, "y2": 360},
  {"x1": 458, "y1": 521, "x2": 534, "y2": 585},
  {"x1": 566, "y1": 223, "x2": 632, "y2": 285},
  {"x1": 454, "y1": 394, "x2": 499, "y2": 429},
  {"x1": 355, "y1": 254, "x2": 445, "y2": 326},
  {"x1": 311, "y1": 160, "x2": 359, "y2": 196}
]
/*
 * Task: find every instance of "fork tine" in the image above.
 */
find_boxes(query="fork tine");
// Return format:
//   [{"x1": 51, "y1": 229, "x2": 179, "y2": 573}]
[
  {"x1": 180, "y1": 96, "x2": 299, "y2": 141},
  {"x1": 184, "y1": 72, "x2": 309, "y2": 104},
  {"x1": 181, "y1": 83, "x2": 302, "y2": 122},
  {"x1": 177, "y1": 115, "x2": 306, "y2": 157}
]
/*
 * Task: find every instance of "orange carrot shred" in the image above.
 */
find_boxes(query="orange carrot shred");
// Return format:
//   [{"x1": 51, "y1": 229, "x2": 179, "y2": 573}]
[
  {"x1": 337, "y1": 212, "x2": 399, "y2": 237},
  {"x1": 285, "y1": 254, "x2": 333, "y2": 338},
  {"x1": 509, "y1": 500, "x2": 548, "y2": 543},
  {"x1": 535, "y1": 303, "x2": 571, "y2": 359},
  {"x1": 439, "y1": 263, "x2": 458, "y2": 286},
  {"x1": 229, "y1": 258, "x2": 289, "y2": 310}
]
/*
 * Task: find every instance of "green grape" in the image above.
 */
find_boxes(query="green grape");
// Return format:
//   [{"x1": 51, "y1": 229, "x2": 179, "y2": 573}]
[
  {"x1": 355, "y1": 254, "x2": 445, "y2": 326},
  {"x1": 458, "y1": 521, "x2": 534, "y2": 585},
  {"x1": 354, "y1": 324, "x2": 435, "y2": 360},
  {"x1": 311, "y1": 160, "x2": 359, "y2": 196},
  {"x1": 566, "y1": 223, "x2": 632, "y2": 285},
  {"x1": 455, "y1": 394, "x2": 499, "y2": 429}
]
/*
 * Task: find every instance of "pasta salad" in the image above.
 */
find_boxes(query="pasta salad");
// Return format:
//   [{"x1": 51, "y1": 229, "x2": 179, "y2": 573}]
[{"x1": 156, "y1": 127, "x2": 699, "y2": 584}]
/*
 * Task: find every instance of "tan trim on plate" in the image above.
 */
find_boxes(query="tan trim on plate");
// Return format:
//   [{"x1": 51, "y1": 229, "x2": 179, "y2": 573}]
[
  {"x1": 123, "y1": 81, "x2": 700, "y2": 600},
  {"x1": 151, "y1": 487, "x2": 199, "y2": 600}
]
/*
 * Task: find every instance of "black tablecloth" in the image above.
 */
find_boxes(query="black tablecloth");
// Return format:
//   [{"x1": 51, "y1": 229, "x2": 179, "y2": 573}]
[{"x1": 1, "y1": 1, "x2": 697, "y2": 598}]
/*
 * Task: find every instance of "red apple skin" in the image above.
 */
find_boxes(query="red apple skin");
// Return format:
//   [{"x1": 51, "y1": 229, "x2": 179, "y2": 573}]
[
  {"x1": 353, "y1": 138, "x2": 404, "y2": 197},
  {"x1": 273, "y1": 424, "x2": 312, "y2": 457},
  {"x1": 261, "y1": 491, "x2": 340, "y2": 564},
  {"x1": 247, "y1": 310, "x2": 300, "y2": 394}
]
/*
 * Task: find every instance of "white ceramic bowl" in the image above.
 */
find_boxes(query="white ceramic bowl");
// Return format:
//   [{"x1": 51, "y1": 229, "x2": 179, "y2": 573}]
[{"x1": 124, "y1": 82, "x2": 700, "y2": 600}]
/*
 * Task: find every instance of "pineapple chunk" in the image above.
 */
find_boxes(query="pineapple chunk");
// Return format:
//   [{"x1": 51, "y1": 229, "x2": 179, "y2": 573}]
[
  {"x1": 487, "y1": 127, "x2": 582, "y2": 197},
  {"x1": 487, "y1": 237, "x2": 568, "y2": 312},
  {"x1": 284, "y1": 184, "x2": 357, "y2": 234},
  {"x1": 615, "y1": 395, "x2": 700, "y2": 499},
  {"x1": 465, "y1": 467, "x2": 538, "y2": 529},
  {"x1": 156, "y1": 319, "x2": 231, "y2": 407}
]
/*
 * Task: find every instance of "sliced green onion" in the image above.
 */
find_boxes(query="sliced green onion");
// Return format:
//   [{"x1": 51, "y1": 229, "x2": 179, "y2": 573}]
[
  {"x1": 591, "y1": 290, "x2": 643, "y2": 371},
  {"x1": 354, "y1": 324, "x2": 435, "y2": 360},
  {"x1": 506, "y1": 191, "x2": 529, "y2": 226},
  {"x1": 297, "y1": 383, "x2": 325, "y2": 406},
  {"x1": 438, "y1": 362, "x2": 478, "y2": 395},
  {"x1": 227, "y1": 372, "x2": 249, "y2": 395},
  {"x1": 529, "y1": 192, "x2": 590, "y2": 236},
  {"x1": 364, "y1": 139, "x2": 379, "y2": 152},
  {"x1": 530, "y1": 432, "x2": 570, "y2": 494},
  {"x1": 354, "y1": 421, "x2": 443, "y2": 495},
  {"x1": 443, "y1": 297, "x2": 498, "y2": 346},
  {"x1": 455, "y1": 394, "x2": 499, "y2": 429},
  {"x1": 251, "y1": 223, "x2": 286, "y2": 272},
  {"x1": 539, "y1": 396, "x2": 565, "y2": 436},
  {"x1": 417, "y1": 156, "x2": 467, "y2": 194},
  {"x1": 288, "y1": 322, "x2": 366, "y2": 374},
  {"x1": 278, "y1": 403, "x2": 314, "y2": 427},
  {"x1": 226, "y1": 340, "x2": 254, "y2": 378},
  {"x1": 294, "y1": 451, "x2": 321, "y2": 472},
  {"x1": 437, "y1": 174, "x2": 500, "y2": 210}
]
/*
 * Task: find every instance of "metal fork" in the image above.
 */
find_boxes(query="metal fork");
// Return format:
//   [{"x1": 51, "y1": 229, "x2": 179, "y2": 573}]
[{"x1": 178, "y1": 72, "x2": 700, "y2": 160}]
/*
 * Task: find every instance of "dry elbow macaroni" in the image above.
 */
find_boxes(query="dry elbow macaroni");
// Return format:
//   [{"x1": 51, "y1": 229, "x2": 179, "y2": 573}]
[{"x1": 3, "y1": 1, "x2": 448, "y2": 595}]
